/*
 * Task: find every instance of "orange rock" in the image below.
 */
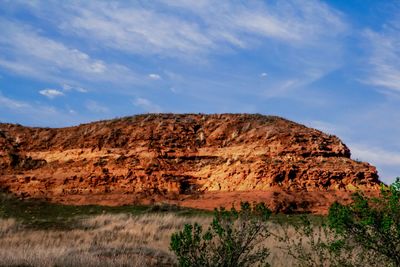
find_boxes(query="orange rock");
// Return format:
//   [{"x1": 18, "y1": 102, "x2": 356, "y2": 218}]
[{"x1": 0, "y1": 114, "x2": 381, "y2": 213}]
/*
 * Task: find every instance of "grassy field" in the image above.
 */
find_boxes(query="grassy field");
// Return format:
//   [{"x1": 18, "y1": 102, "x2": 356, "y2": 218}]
[
  {"x1": 0, "y1": 193, "x2": 350, "y2": 267},
  {"x1": 0, "y1": 193, "x2": 214, "y2": 266},
  {"x1": 0, "y1": 193, "x2": 214, "y2": 230}
]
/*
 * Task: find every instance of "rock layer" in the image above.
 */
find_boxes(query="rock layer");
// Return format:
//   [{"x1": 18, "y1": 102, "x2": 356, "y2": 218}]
[{"x1": 0, "y1": 114, "x2": 381, "y2": 213}]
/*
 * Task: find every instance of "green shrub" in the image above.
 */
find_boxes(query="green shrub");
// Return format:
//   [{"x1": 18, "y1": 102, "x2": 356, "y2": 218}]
[
  {"x1": 328, "y1": 178, "x2": 400, "y2": 267},
  {"x1": 170, "y1": 202, "x2": 271, "y2": 267},
  {"x1": 276, "y1": 215, "x2": 375, "y2": 267},
  {"x1": 276, "y1": 178, "x2": 400, "y2": 267}
]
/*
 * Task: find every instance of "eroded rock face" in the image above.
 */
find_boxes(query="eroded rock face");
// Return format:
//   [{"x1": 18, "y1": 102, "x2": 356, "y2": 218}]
[{"x1": 0, "y1": 114, "x2": 381, "y2": 213}]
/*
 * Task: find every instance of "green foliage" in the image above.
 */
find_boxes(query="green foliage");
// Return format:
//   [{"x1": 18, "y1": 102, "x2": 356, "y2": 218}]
[
  {"x1": 392, "y1": 177, "x2": 400, "y2": 192},
  {"x1": 276, "y1": 215, "x2": 374, "y2": 267},
  {"x1": 328, "y1": 179, "x2": 400, "y2": 267},
  {"x1": 170, "y1": 202, "x2": 271, "y2": 267},
  {"x1": 273, "y1": 179, "x2": 400, "y2": 267}
]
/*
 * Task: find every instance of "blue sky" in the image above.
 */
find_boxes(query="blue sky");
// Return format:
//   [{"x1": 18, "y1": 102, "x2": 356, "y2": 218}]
[{"x1": 0, "y1": 1, "x2": 400, "y2": 183}]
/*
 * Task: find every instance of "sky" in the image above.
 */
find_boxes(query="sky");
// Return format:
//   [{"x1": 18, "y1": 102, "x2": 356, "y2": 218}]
[{"x1": 0, "y1": 1, "x2": 400, "y2": 184}]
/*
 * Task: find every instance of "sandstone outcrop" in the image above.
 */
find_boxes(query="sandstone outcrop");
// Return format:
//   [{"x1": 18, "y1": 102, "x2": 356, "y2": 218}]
[{"x1": 0, "y1": 114, "x2": 381, "y2": 213}]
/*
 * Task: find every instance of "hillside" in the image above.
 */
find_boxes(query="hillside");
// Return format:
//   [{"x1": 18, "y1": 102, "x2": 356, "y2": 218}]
[{"x1": 0, "y1": 114, "x2": 381, "y2": 213}]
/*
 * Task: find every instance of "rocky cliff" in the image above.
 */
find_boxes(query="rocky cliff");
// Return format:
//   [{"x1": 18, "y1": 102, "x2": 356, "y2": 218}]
[{"x1": 0, "y1": 114, "x2": 381, "y2": 213}]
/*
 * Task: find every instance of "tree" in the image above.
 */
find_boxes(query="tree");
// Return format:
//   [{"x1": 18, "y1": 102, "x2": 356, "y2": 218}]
[{"x1": 170, "y1": 202, "x2": 272, "y2": 267}]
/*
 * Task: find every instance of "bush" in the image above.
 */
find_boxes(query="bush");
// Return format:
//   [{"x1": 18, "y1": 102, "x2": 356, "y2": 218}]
[
  {"x1": 170, "y1": 202, "x2": 271, "y2": 267},
  {"x1": 275, "y1": 214, "x2": 376, "y2": 267},
  {"x1": 275, "y1": 215, "x2": 342, "y2": 267},
  {"x1": 328, "y1": 178, "x2": 400, "y2": 267},
  {"x1": 171, "y1": 178, "x2": 400, "y2": 267}
]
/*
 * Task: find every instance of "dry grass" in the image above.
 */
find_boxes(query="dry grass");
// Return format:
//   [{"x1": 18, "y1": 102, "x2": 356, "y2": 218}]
[
  {"x1": 0, "y1": 214, "x2": 370, "y2": 267},
  {"x1": 0, "y1": 214, "x2": 210, "y2": 267},
  {"x1": 0, "y1": 214, "x2": 299, "y2": 267}
]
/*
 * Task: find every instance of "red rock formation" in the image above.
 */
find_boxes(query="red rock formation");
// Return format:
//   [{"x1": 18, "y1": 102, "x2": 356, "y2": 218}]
[{"x1": 0, "y1": 114, "x2": 381, "y2": 213}]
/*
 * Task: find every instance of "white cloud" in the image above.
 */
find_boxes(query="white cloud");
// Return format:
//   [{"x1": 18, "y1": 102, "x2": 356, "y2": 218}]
[
  {"x1": 62, "y1": 84, "x2": 73, "y2": 91},
  {"x1": 53, "y1": 1, "x2": 346, "y2": 59},
  {"x1": 133, "y1": 97, "x2": 162, "y2": 113},
  {"x1": 0, "y1": 20, "x2": 107, "y2": 75},
  {"x1": 163, "y1": 0, "x2": 346, "y2": 44},
  {"x1": 62, "y1": 84, "x2": 88, "y2": 93},
  {"x1": 0, "y1": 92, "x2": 83, "y2": 127},
  {"x1": 263, "y1": 79, "x2": 302, "y2": 98},
  {"x1": 148, "y1": 73, "x2": 162, "y2": 80},
  {"x1": 260, "y1": 72, "x2": 268, "y2": 78},
  {"x1": 60, "y1": 4, "x2": 214, "y2": 57},
  {"x1": 39, "y1": 89, "x2": 64, "y2": 99},
  {"x1": 0, "y1": 92, "x2": 30, "y2": 109},
  {"x1": 85, "y1": 100, "x2": 109, "y2": 113},
  {"x1": 350, "y1": 144, "x2": 400, "y2": 167},
  {"x1": 0, "y1": 1, "x2": 348, "y2": 97},
  {"x1": 362, "y1": 22, "x2": 400, "y2": 92},
  {"x1": 170, "y1": 87, "x2": 179, "y2": 94},
  {"x1": 347, "y1": 143, "x2": 400, "y2": 183},
  {"x1": 75, "y1": 87, "x2": 88, "y2": 93},
  {"x1": 0, "y1": 19, "x2": 139, "y2": 86}
]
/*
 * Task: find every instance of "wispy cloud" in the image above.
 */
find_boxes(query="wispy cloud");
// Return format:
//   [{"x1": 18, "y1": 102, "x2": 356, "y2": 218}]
[
  {"x1": 348, "y1": 143, "x2": 400, "y2": 183},
  {"x1": 85, "y1": 100, "x2": 109, "y2": 113},
  {"x1": 62, "y1": 84, "x2": 88, "y2": 93},
  {"x1": 306, "y1": 119, "x2": 400, "y2": 182},
  {"x1": 350, "y1": 144, "x2": 400, "y2": 167},
  {"x1": 0, "y1": 1, "x2": 349, "y2": 99},
  {"x1": 0, "y1": 20, "x2": 105, "y2": 76},
  {"x1": 163, "y1": 0, "x2": 346, "y2": 45},
  {"x1": 39, "y1": 89, "x2": 64, "y2": 99},
  {"x1": 0, "y1": 19, "x2": 139, "y2": 86},
  {"x1": 263, "y1": 79, "x2": 304, "y2": 99},
  {"x1": 0, "y1": 91, "x2": 83, "y2": 127},
  {"x1": 148, "y1": 73, "x2": 162, "y2": 80},
  {"x1": 362, "y1": 19, "x2": 400, "y2": 92},
  {"x1": 60, "y1": 3, "x2": 215, "y2": 57},
  {"x1": 170, "y1": 87, "x2": 179, "y2": 94},
  {"x1": 52, "y1": 1, "x2": 347, "y2": 59},
  {"x1": 133, "y1": 97, "x2": 162, "y2": 113},
  {"x1": 0, "y1": 92, "x2": 30, "y2": 109}
]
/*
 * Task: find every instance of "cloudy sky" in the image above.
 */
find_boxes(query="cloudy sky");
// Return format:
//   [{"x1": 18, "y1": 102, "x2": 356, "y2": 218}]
[{"x1": 0, "y1": 0, "x2": 399, "y2": 183}]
